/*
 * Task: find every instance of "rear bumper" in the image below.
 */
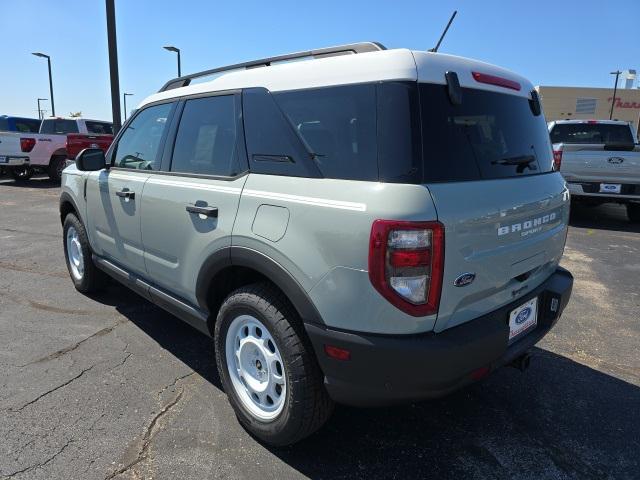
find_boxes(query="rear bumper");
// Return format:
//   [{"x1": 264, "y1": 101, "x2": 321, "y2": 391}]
[
  {"x1": 0, "y1": 156, "x2": 29, "y2": 166},
  {"x1": 306, "y1": 267, "x2": 573, "y2": 407},
  {"x1": 568, "y1": 181, "x2": 640, "y2": 202}
]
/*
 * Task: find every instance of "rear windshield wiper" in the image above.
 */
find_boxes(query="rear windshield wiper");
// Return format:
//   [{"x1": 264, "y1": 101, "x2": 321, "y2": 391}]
[
  {"x1": 492, "y1": 155, "x2": 535, "y2": 166},
  {"x1": 491, "y1": 155, "x2": 537, "y2": 173}
]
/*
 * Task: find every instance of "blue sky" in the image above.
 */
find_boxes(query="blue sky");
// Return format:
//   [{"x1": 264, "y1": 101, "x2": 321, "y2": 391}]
[{"x1": 1, "y1": 0, "x2": 638, "y2": 121}]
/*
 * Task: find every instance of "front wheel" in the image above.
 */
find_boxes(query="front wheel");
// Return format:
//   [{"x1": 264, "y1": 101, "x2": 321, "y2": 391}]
[
  {"x1": 214, "y1": 283, "x2": 333, "y2": 446},
  {"x1": 62, "y1": 213, "x2": 107, "y2": 293},
  {"x1": 627, "y1": 203, "x2": 640, "y2": 223},
  {"x1": 10, "y1": 166, "x2": 34, "y2": 182}
]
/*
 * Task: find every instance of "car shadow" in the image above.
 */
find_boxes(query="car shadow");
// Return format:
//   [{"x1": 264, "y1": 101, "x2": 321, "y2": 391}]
[
  {"x1": 569, "y1": 201, "x2": 640, "y2": 234},
  {"x1": 93, "y1": 282, "x2": 639, "y2": 479},
  {"x1": 0, "y1": 177, "x2": 60, "y2": 189}
]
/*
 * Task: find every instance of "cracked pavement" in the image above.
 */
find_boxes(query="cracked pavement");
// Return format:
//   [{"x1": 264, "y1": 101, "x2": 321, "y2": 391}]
[{"x1": 0, "y1": 176, "x2": 639, "y2": 480}]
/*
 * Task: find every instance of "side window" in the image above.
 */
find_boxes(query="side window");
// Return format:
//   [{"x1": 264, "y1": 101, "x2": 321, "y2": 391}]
[
  {"x1": 274, "y1": 84, "x2": 378, "y2": 181},
  {"x1": 243, "y1": 88, "x2": 321, "y2": 178},
  {"x1": 113, "y1": 103, "x2": 173, "y2": 170},
  {"x1": 170, "y1": 95, "x2": 244, "y2": 176},
  {"x1": 86, "y1": 121, "x2": 114, "y2": 135}
]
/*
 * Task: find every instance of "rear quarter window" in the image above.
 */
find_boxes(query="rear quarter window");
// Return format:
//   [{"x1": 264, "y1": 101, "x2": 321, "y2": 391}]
[{"x1": 274, "y1": 84, "x2": 378, "y2": 181}]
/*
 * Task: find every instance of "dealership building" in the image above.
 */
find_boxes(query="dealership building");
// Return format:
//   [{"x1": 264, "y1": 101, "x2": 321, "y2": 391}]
[{"x1": 536, "y1": 75, "x2": 640, "y2": 135}]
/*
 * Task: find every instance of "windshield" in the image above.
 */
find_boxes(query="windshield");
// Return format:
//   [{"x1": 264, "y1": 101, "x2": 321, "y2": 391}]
[
  {"x1": 419, "y1": 84, "x2": 553, "y2": 182},
  {"x1": 550, "y1": 123, "x2": 634, "y2": 145}
]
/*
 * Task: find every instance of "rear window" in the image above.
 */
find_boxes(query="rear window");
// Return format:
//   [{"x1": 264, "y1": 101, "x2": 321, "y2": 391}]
[
  {"x1": 14, "y1": 119, "x2": 41, "y2": 133},
  {"x1": 40, "y1": 119, "x2": 79, "y2": 134},
  {"x1": 85, "y1": 121, "x2": 113, "y2": 135},
  {"x1": 419, "y1": 84, "x2": 553, "y2": 181},
  {"x1": 550, "y1": 123, "x2": 634, "y2": 145}
]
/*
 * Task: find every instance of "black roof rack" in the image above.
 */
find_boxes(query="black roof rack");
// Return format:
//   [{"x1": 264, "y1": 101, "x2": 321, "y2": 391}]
[{"x1": 158, "y1": 42, "x2": 386, "y2": 92}]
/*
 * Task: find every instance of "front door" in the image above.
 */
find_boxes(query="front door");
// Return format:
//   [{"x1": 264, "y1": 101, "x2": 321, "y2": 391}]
[
  {"x1": 86, "y1": 101, "x2": 175, "y2": 275},
  {"x1": 141, "y1": 93, "x2": 247, "y2": 304}
]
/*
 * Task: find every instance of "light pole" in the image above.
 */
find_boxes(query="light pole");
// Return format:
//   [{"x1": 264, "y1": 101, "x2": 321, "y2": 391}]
[
  {"x1": 610, "y1": 70, "x2": 622, "y2": 120},
  {"x1": 123, "y1": 92, "x2": 134, "y2": 120},
  {"x1": 32, "y1": 53, "x2": 55, "y2": 117},
  {"x1": 163, "y1": 45, "x2": 181, "y2": 77},
  {"x1": 37, "y1": 98, "x2": 48, "y2": 120},
  {"x1": 105, "y1": 0, "x2": 122, "y2": 134}
]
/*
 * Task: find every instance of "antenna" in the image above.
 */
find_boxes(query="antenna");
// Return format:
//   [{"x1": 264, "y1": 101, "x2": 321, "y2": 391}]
[{"x1": 429, "y1": 10, "x2": 457, "y2": 52}]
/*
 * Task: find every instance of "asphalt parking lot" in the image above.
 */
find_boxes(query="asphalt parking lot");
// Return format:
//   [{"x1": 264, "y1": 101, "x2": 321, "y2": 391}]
[{"x1": 0, "y1": 176, "x2": 638, "y2": 480}]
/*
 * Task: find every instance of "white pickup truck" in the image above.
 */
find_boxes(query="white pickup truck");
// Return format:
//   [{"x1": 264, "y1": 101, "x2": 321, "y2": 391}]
[
  {"x1": 549, "y1": 119, "x2": 640, "y2": 222},
  {"x1": 0, "y1": 117, "x2": 113, "y2": 182}
]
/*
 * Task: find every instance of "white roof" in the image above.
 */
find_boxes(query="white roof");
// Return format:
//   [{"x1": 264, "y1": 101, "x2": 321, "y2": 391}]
[{"x1": 139, "y1": 48, "x2": 534, "y2": 108}]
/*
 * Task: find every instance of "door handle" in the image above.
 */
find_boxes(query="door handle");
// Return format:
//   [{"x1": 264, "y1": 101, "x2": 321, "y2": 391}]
[
  {"x1": 116, "y1": 190, "x2": 135, "y2": 199},
  {"x1": 186, "y1": 205, "x2": 218, "y2": 218}
]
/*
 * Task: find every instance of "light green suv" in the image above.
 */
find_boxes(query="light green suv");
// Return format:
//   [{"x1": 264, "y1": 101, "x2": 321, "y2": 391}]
[{"x1": 60, "y1": 42, "x2": 573, "y2": 445}]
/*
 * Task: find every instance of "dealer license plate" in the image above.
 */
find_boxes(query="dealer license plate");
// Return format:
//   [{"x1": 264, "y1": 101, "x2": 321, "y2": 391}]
[
  {"x1": 508, "y1": 297, "x2": 538, "y2": 343},
  {"x1": 599, "y1": 183, "x2": 621, "y2": 194}
]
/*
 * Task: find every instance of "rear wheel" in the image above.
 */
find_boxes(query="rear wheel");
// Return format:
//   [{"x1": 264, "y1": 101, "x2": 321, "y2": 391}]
[
  {"x1": 63, "y1": 213, "x2": 107, "y2": 293},
  {"x1": 10, "y1": 166, "x2": 34, "y2": 182},
  {"x1": 214, "y1": 283, "x2": 333, "y2": 446},
  {"x1": 627, "y1": 203, "x2": 640, "y2": 223},
  {"x1": 48, "y1": 155, "x2": 67, "y2": 182}
]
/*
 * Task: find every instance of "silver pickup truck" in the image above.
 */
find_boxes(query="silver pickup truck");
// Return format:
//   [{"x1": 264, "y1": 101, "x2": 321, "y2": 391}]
[{"x1": 549, "y1": 119, "x2": 640, "y2": 222}]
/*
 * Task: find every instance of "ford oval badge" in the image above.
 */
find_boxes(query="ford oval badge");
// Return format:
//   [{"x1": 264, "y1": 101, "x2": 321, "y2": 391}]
[
  {"x1": 515, "y1": 307, "x2": 532, "y2": 325},
  {"x1": 454, "y1": 273, "x2": 475, "y2": 287}
]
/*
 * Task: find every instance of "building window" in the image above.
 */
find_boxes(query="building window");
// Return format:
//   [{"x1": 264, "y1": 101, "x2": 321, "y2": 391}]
[{"x1": 575, "y1": 98, "x2": 597, "y2": 115}]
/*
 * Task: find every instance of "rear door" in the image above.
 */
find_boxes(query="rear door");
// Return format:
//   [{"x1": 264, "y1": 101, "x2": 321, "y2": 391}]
[
  {"x1": 417, "y1": 83, "x2": 570, "y2": 332},
  {"x1": 86, "y1": 102, "x2": 175, "y2": 275},
  {"x1": 140, "y1": 92, "x2": 248, "y2": 305}
]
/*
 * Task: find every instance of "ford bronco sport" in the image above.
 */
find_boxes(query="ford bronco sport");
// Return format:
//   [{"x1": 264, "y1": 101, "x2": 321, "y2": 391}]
[{"x1": 60, "y1": 42, "x2": 573, "y2": 446}]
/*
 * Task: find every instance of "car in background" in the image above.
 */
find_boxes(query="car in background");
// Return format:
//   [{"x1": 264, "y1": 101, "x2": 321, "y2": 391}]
[
  {"x1": 549, "y1": 119, "x2": 640, "y2": 222},
  {"x1": 0, "y1": 117, "x2": 113, "y2": 182}
]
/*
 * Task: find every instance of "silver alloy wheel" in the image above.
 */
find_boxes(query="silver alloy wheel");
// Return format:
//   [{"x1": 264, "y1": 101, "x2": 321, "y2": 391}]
[
  {"x1": 66, "y1": 226, "x2": 84, "y2": 281},
  {"x1": 225, "y1": 314, "x2": 287, "y2": 421}
]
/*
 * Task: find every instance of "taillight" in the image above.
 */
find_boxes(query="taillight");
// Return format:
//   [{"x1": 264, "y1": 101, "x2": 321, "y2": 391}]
[
  {"x1": 553, "y1": 150, "x2": 563, "y2": 170},
  {"x1": 368, "y1": 220, "x2": 444, "y2": 317},
  {"x1": 20, "y1": 138, "x2": 36, "y2": 152}
]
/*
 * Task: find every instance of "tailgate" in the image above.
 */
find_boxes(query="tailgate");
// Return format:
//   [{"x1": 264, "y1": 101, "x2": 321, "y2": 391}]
[
  {"x1": 429, "y1": 173, "x2": 569, "y2": 332},
  {"x1": 560, "y1": 144, "x2": 640, "y2": 184},
  {"x1": 66, "y1": 134, "x2": 114, "y2": 159},
  {"x1": 0, "y1": 133, "x2": 22, "y2": 158}
]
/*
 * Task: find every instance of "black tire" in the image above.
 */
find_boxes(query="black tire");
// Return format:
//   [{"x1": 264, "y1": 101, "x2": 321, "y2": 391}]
[
  {"x1": 627, "y1": 203, "x2": 640, "y2": 223},
  {"x1": 47, "y1": 155, "x2": 67, "y2": 182},
  {"x1": 62, "y1": 213, "x2": 108, "y2": 293},
  {"x1": 214, "y1": 283, "x2": 333, "y2": 446},
  {"x1": 10, "y1": 166, "x2": 34, "y2": 182}
]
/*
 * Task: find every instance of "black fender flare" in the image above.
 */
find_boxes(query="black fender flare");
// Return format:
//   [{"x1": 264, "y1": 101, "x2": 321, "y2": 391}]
[
  {"x1": 59, "y1": 191, "x2": 82, "y2": 224},
  {"x1": 195, "y1": 246, "x2": 324, "y2": 327}
]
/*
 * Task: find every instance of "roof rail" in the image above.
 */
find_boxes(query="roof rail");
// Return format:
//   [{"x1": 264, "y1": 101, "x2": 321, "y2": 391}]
[{"x1": 158, "y1": 42, "x2": 386, "y2": 92}]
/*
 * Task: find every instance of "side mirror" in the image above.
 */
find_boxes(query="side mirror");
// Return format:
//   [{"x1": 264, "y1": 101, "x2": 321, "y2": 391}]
[{"x1": 76, "y1": 148, "x2": 106, "y2": 171}]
